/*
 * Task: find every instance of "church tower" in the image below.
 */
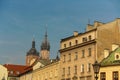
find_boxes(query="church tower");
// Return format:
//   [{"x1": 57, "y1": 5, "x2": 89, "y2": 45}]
[
  {"x1": 26, "y1": 38, "x2": 39, "y2": 66},
  {"x1": 40, "y1": 31, "x2": 50, "y2": 60}
]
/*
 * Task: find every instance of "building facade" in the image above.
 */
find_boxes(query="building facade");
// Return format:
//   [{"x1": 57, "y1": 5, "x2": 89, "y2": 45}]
[
  {"x1": 99, "y1": 44, "x2": 120, "y2": 80},
  {"x1": 19, "y1": 66, "x2": 32, "y2": 80},
  {"x1": 0, "y1": 64, "x2": 8, "y2": 80},
  {"x1": 59, "y1": 18, "x2": 120, "y2": 80},
  {"x1": 32, "y1": 60, "x2": 60, "y2": 80}
]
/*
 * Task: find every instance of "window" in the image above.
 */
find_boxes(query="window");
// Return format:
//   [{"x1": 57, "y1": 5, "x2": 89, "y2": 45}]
[
  {"x1": 116, "y1": 55, "x2": 119, "y2": 59},
  {"x1": 63, "y1": 68, "x2": 65, "y2": 76},
  {"x1": 10, "y1": 71, "x2": 13, "y2": 74},
  {"x1": 64, "y1": 44, "x2": 66, "y2": 48},
  {"x1": 69, "y1": 42, "x2": 71, "y2": 47},
  {"x1": 87, "y1": 63, "x2": 91, "y2": 72},
  {"x1": 113, "y1": 71, "x2": 118, "y2": 80},
  {"x1": 80, "y1": 77, "x2": 85, "y2": 80},
  {"x1": 88, "y1": 48, "x2": 91, "y2": 56},
  {"x1": 68, "y1": 53, "x2": 71, "y2": 61},
  {"x1": 82, "y1": 37, "x2": 87, "y2": 42},
  {"x1": 75, "y1": 52, "x2": 78, "y2": 60},
  {"x1": 82, "y1": 50, "x2": 85, "y2": 58},
  {"x1": 100, "y1": 72, "x2": 106, "y2": 80},
  {"x1": 68, "y1": 67, "x2": 70, "y2": 75},
  {"x1": 86, "y1": 76, "x2": 92, "y2": 80},
  {"x1": 75, "y1": 40, "x2": 78, "y2": 45},
  {"x1": 81, "y1": 64, "x2": 84, "y2": 73},
  {"x1": 63, "y1": 55, "x2": 66, "y2": 62},
  {"x1": 74, "y1": 65, "x2": 77, "y2": 74},
  {"x1": 88, "y1": 35, "x2": 92, "y2": 41},
  {"x1": 16, "y1": 71, "x2": 20, "y2": 74}
]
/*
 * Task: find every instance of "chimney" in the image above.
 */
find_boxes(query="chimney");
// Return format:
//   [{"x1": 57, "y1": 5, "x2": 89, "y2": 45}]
[
  {"x1": 104, "y1": 49, "x2": 109, "y2": 58},
  {"x1": 73, "y1": 31, "x2": 78, "y2": 36},
  {"x1": 112, "y1": 44, "x2": 119, "y2": 51}
]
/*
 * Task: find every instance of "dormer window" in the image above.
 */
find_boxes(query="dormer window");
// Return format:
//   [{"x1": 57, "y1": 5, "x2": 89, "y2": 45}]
[
  {"x1": 10, "y1": 71, "x2": 13, "y2": 74},
  {"x1": 115, "y1": 53, "x2": 120, "y2": 60},
  {"x1": 116, "y1": 55, "x2": 119, "y2": 59}
]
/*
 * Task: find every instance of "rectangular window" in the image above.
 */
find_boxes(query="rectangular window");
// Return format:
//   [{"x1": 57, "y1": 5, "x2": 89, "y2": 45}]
[
  {"x1": 64, "y1": 44, "x2": 66, "y2": 48},
  {"x1": 63, "y1": 55, "x2": 66, "y2": 63},
  {"x1": 80, "y1": 77, "x2": 85, "y2": 80},
  {"x1": 113, "y1": 71, "x2": 118, "y2": 80},
  {"x1": 100, "y1": 72, "x2": 106, "y2": 80},
  {"x1": 82, "y1": 37, "x2": 87, "y2": 42},
  {"x1": 81, "y1": 64, "x2": 84, "y2": 73},
  {"x1": 69, "y1": 42, "x2": 71, "y2": 47},
  {"x1": 82, "y1": 50, "x2": 85, "y2": 58},
  {"x1": 75, "y1": 40, "x2": 78, "y2": 45},
  {"x1": 74, "y1": 52, "x2": 78, "y2": 60},
  {"x1": 68, "y1": 53, "x2": 71, "y2": 61},
  {"x1": 63, "y1": 68, "x2": 65, "y2": 76},
  {"x1": 87, "y1": 63, "x2": 91, "y2": 72},
  {"x1": 88, "y1": 35, "x2": 92, "y2": 41},
  {"x1": 88, "y1": 48, "x2": 91, "y2": 56},
  {"x1": 68, "y1": 67, "x2": 70, "y2": 75},
  {"x1": 74, "y1": 65, "x2": 77, "y2": 74}
]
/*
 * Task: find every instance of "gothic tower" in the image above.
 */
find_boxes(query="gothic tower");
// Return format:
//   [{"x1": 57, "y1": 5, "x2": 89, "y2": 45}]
[
  {"x1": 26, "y1": 38, "x2": 39, "y2": 66},
  {"x1": 40, "y1": 31, "x2": 50, "y2": 60}
]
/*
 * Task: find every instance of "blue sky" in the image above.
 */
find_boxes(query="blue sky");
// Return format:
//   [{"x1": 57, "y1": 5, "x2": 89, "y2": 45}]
[{"x1": 0, "y1": 0, "x2": 120, "y2": 65}]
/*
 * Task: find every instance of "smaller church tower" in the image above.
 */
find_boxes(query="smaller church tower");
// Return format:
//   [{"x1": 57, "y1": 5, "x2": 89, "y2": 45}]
[
  {"x1": 26, "y1": 38, "x2": 39, "y2": 66},
  {"x1": 40, "y1": 31, "x2": 50, "y2": 60}
]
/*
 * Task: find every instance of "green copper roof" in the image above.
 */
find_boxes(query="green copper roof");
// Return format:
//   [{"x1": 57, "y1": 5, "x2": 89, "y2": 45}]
[{"x1": 101, "y1": 48, "x2": 120, "y2": 66}]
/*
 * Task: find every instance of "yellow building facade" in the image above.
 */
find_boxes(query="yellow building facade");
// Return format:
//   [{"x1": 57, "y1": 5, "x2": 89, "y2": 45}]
[
  {"x1": 59, "y1": 18, "x2": 120, "y2": 80},
  {"x1": 32, "y1": 60, "x2": 60, "y2": 80},
  {"x1": 99, "y1": 44, "x2": 120, "y2": 80},
  {"x1": 0, "y1": 64, "x2": 8, "y2": 80}
]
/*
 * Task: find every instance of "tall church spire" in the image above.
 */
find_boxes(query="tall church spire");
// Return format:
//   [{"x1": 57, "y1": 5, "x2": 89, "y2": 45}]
[
  {"x1": 40, "y1": 28, "x2": 50, "y2": 60},
  {"x1": 41, "y1": 27, "x2": 50, "y2": 51}
]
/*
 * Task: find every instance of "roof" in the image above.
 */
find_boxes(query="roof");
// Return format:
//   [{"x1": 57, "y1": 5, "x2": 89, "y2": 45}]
[
  {"x1": 61, "y1": 29, "x2": 96, "y2": 42},
  {"x1": 27, "y1": 39, "x2": 39, "y2": 56},
  {"x1": 100, "y1": 47, "x2": 120, "y2": 66},
  {"x1": 3, "y1": 64, "x2": 30, "y2": 77}
]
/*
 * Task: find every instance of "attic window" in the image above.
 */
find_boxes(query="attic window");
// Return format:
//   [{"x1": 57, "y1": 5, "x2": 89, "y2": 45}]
[
  {"x1": 116, "y1": 55, "x2": 119, "y2": 59},
  {"x1": 16, "y1": 71, "x2": 20, "y2": 74},
  {"x1": 10, "y1": 71, "x2": 13, "y2": 74}
]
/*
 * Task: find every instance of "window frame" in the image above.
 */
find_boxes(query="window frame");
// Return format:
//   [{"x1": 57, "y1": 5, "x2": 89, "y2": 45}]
[{"x1": 100, "y1": 72, "x2": 106, "y2": 80}]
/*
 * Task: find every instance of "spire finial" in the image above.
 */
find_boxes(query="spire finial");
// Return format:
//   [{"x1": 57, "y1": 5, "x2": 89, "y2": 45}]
[
  {"x1": 33, "y1": 35, "x2": 35, "y2": 41},
  {"x1": 45, "y1": 24, "x2": 47, "y2": 37},
  {"x1": 32, "y1": 35, "x2": 35, "y2": 48}
]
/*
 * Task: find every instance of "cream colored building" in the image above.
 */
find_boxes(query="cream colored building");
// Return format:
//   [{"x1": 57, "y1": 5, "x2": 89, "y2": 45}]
[
  {"x1": 99, "y1": 44, "x2": 120, "y2": 80},
  {"x1": 19, "y1": 72, "x2": 32, "y2": 80},
  {"x1": 32, "y1": 60, "x2": 60, "y2": 80},
  {"x1": 0, "y1": 64, "x2": 8, "y2": 80},
  {"x1": 59, "y1": 18, "x2": 120, "y2": 80}
]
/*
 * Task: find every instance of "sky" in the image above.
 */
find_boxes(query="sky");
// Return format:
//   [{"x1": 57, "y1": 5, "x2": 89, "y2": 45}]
[{"x1": 0, "y1": 0, "x2": 120, "y2": 65}]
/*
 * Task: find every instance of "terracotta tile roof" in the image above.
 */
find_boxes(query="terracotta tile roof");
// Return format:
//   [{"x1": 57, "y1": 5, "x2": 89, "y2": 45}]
[
  {"x1": 19, "y1": 66, "x2": 32, "y2": 76},
  {"x1": 3, "y1": 64, "x2": 30, "y2": 77}
]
